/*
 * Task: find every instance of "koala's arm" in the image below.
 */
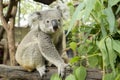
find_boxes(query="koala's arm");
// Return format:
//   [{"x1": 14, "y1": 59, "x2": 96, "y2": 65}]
[
  {"x1": 56, "y1": 34, "x2": 63, "y2": 55},
  {"x1": 37, "y1": 31, "x2": 64, "y2": 65},
  {"x1": 37, "y1": 31, "x2": 67, "y2": 76}
]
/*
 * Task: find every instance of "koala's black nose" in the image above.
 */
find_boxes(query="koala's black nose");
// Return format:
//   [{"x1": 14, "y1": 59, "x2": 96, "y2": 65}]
[{"x1": 52, "y1": 19, "x2": 58, "y2": 31}]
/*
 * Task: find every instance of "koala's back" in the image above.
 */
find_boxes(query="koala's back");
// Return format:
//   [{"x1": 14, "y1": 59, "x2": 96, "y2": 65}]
[{"x1": 15, "y1": 30, "x2": 44, "y2": 71}]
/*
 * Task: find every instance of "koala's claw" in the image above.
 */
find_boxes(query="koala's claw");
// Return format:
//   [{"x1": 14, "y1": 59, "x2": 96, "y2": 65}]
[
  {"x1": 36, "y1": 65, "x2": 46, "y2": 77},
  {"x1": 58, "y1": 64, "x2": 69, "y2": 77}
]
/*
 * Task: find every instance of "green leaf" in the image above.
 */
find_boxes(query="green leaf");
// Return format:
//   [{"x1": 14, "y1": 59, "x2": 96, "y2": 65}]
[
  {"x1": 50, "y1": 74, "x2": 62, "y2": 80},
  {"x1": 77, "y1": 45, "x2": 87, "y2": 55},
  {"x1": 67, "y1": 3, "x2": 75, "y2": 16},
  {"x1": 74, "y1": 66, "x2": 86, "y2": 80},
  {"x1": 104, "y1": 7, "x2": 115, "y2": 33},
  {"x1": 88, "y1": 56, "x2": 98, "y2": 67},
  {"x1": 70, "y1": 56, "x2": 80, "y2": 64},
  {"x1": 97, "y1": 38, "x2": 110, "y2": 67},
  {"x1": 115, "y1": 74, "x2": 120, "y2": 80},
  {"x1": 116, "y1": 4, "x2": 120, "y2": 15},
  {"x1": 69, "y1": 42, "x2": 77, "y2": 51},
  {"x1": 113, "y1": 40, "x2": 120, "y2": 54},
  {"x1": 94, "y1": 0, "x2": 102, "y2": 11},
  {"x1": 117, "y1": 30, "x2": 120, "y2": 35},
  {"x1": 65, "y1": 74, "x2": 76, "y2": 80},
  {"x1": 108, "y1": 0, "x2": 120, "y2": 7},
  {"x1": 103, "y1": 73, "x2": 115, "y2": 80},
  {"x1": 67, "y1": 2, "x2": 85, "y2": 35},
  {"x1": 105, "y1": 37, "x2": 116, "y2": 75},
  {"x1": 87, "y1": 44, "x2": 98, "y2": 55},
  {"x1": 100, "y1": 19, "x2": 107, "y2": 37},
  {"x1": 83, "y1": 0, "x2": 96, "y2": 21}
]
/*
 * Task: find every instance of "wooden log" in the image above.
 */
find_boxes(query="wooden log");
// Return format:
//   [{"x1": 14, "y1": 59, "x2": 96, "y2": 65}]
[
  {"x1": 86, "y1": 68, "x2": 102, "y2": 80},
  {"x1": 0, "y1": 65, "x2": 102, "y2": 80},
  {"x1": 0, "y1": 65, "x2": 57, "y2": 80}
]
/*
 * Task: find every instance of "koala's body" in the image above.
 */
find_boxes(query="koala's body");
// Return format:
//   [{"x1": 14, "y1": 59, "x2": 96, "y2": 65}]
[{"x1": 15, "y1": 9, "x2": 67, "y2": 77}]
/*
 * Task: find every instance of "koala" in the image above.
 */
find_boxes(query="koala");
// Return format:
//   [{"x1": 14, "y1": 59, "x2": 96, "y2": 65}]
[{"x1": 15, "y1": 8, "x2": 68, "y2": 77}]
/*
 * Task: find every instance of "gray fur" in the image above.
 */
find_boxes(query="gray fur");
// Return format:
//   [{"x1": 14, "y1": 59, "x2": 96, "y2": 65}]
[{"x1": 15, "y1": 9, "x2": 67, "y2": 77}]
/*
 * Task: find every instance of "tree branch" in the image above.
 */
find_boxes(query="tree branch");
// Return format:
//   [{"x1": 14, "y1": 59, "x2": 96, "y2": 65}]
[
  {"x1": 9, "y1": 0, "x2": 19, "y2": 29},
  {"x1": 5, "y1": 0, "x2": 13, "y2": 22},
  {"x1": 11, "y1": 0, "x2": 19, "y2": 17},
  {"x1": 3, "y1": 2, "x2": 9, "y2": 8},
  {"x1": 0, "y1": 0, "x2": 8, "y2": 31},
  {"x1": 0, "y1": 26, "x2": 5, "y2": 40}
]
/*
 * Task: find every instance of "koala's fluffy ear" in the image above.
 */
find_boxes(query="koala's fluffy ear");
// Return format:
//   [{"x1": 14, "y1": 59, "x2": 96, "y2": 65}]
[
  {"x1": 56, "y1": 3, "x2": 70, "y2": 20},
  {"x1": 28, "y1": 11, "x2": 42, "y2": 23},
  {"x1": 28, "y1": 11, "x2": 42, "y2": 29},
  {"x1": 35, "y1": 12, "x2": 42, "y2": 19},
  {"x1": 56, "y1": 6, "x2": 63, "y2": 17}
]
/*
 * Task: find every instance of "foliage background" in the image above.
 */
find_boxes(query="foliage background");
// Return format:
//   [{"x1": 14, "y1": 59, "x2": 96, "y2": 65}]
[
  {"x1": 61, "y1": 0, "x2": 120, "y2": 80},
  {"x1": 0, "y1": 0, "x2": 120, "y2": 80}
]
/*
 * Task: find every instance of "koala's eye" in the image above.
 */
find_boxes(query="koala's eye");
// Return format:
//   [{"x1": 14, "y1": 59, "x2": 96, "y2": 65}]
[
  {"x1": 58, "y1": 19, "x2": 60, "y2": 22},
  {"x1": 46, "y1": 20, "x2": 49, "y2": 23}
]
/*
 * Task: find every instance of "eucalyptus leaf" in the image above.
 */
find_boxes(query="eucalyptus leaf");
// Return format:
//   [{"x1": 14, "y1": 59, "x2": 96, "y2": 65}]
[
  {"x1": 97, "y1": 38, "x2": 110, "y2": 67},
  {"x1": 77, "y1": 45, "x2": 87, "y2": 56},
  {"x1": 105, "y1": 37, "x2": 116, "y2": 75},
  {"x1": 83, "y1": 0, "x2": 96, "y2": 21},
  {"x1": 100, "y1": 19, "x2": 107, "y2": 37},
  {"x1": 103, "y1": 73, "x2": 115, "y2": 80},
  {"x1": 117, "y1": 30, "x2": 120, "y2": 34},
  {"x1": 74, "y1": 66, "x2": 86, "y2": 80},
  {"x1": 94, "y1": 0, "x2": 102, "y2": 11},
  {"x1": 67, "y1": 2, "x2": 85, "y2": 35},
  {"x1": 108, "y1": 0, "x2": 120, "y2": 7},
  {"x1": 115, "y1": 74, "x2": 120, "y2": 80},
  {"x1": 50, "y1": 74, "x2": 61, "y2": 80},
  {"x1": 113, "y1": 40, "x2": 120, "y2": 54},
  {"x1": 116, "y1": 5, "x2": 120, "y2": 15},
  {"x1": 65, "y1": 74, "x2": 76, "y2": 80},
  {"x1": 69, "y1": 42, "x2": 77, "y2": 51},
  {"x1": 88, "y1": 56, "x2": 98, "y2": 67},
  {"x1": 70, "y1": 56, "x2": 80, "y2": 64},
  {"x1": 104, "y1": 7, "x2": 115, "y2": 33}
]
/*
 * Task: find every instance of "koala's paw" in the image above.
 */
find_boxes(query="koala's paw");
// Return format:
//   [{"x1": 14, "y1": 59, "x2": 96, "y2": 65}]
[
  {"x1": 58, "y1": 63, "x2": 69, "y2": 77},
  {"x1": 36, "y1": 65, "x2": 46, "y2": 77}
]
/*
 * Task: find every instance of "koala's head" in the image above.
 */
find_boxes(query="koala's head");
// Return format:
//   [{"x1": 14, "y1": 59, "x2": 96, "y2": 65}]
[{"x1": 28, "y1": 9, "x2": 62, "y2": 34}]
